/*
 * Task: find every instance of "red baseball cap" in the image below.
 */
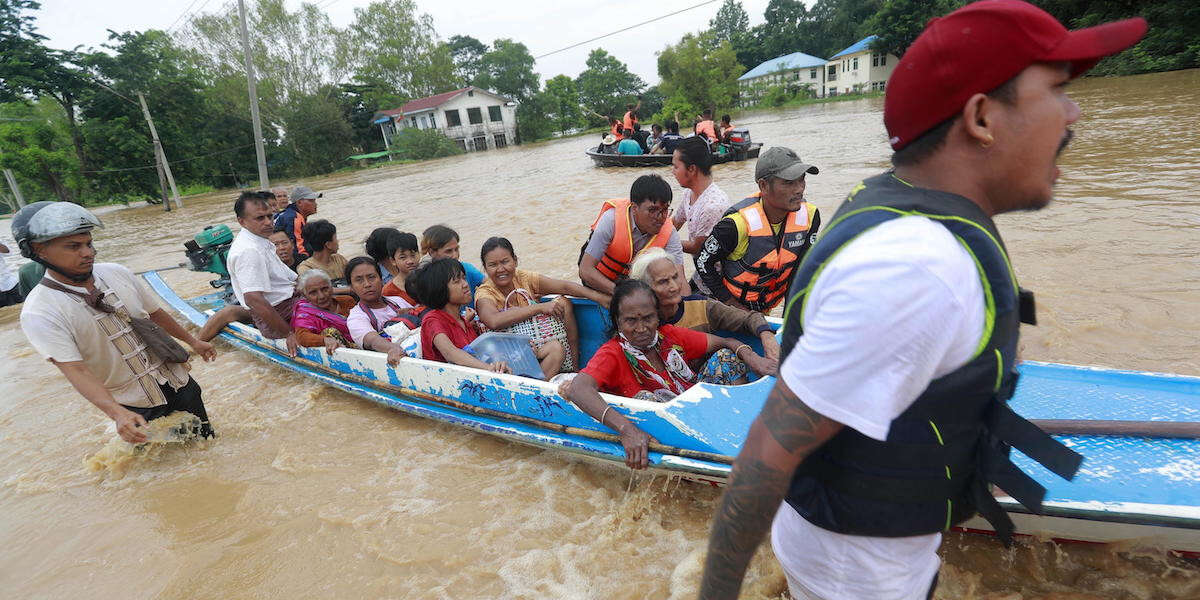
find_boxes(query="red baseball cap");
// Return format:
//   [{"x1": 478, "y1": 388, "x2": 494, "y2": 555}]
[{"x1": 884, "y1": 0, "x2": 1146, "y2": 151}]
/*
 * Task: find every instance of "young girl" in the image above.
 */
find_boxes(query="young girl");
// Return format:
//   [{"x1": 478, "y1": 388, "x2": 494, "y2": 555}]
[
  {"x1": 420, "y1": 224, "x2": 485, "y2": 306},
  {"x1": 364, "y1": 227, "x2": 402, "y2": 284},
  {"x1": 345, "y1": 256, "x2": 414, "y2": 366},
  {"x1": 381, "y1": 231, "x2": 421, "y2": 305}
]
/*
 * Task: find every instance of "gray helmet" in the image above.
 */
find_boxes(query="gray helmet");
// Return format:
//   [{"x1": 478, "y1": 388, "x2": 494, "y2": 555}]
[{"x1": 11, "y1": 201, "x2": 104, "y2": 258}]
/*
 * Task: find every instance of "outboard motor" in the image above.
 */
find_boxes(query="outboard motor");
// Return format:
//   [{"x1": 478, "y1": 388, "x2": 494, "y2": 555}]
[
  {"x1": 184, "y1": 224, "x2": 234, "y2": 301},
  {"x1": 727, "y1": 127, "x2": 752, "y2": 160}
]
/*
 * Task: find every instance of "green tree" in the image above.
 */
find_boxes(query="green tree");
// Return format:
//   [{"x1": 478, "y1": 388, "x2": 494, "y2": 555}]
[
  {"x1": 345, "y1": 0, "x2": 458, "y2": 98},
  {"x1": 473, "y1": 39, "x2": 539, "y2": 103},
  {"x1": 446, "y1": 35, "x2": 487, "y2": 84},
  {"x1": 655, "y1": 32, "x2": 743, "y2": 122},
  {"x1": 515, "y1": 89, "x2": 554, "y2": 143},
  {"x1": 278, "y1": 87, "x2": 356, "y2": 176},
  {"x1": 575, "y1": 48, "x2": 645, "y2": 123},
  {"x1": 390, "y1": 127, "x2": 462, "y2": 160},
  {"x1": 865, "y1": 0, "x2": 962, "y2": 57},
  {"x1": 542, "y1": 74, "x2": 582, "y2": 135},
  {"x1": 0, "y1": 99, "x2": 81, "y2": 202},
  {"x1": 709, "y1": 0, "x2": 750, "y2": 45}
]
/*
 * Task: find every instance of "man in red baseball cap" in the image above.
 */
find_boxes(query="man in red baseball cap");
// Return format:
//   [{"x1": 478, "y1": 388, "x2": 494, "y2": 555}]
[{"x1": 698, "y1": 2, "x2": 1146, "y2": 599}]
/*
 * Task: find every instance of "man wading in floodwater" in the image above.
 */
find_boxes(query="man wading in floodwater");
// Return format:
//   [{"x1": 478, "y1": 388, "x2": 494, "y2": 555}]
[
  {"x1": 13, "y1": 202, "x2": 218, "y2": 443},
  {"x1": 698, "y1": 2, "x2": 1146, "y2": 599}
]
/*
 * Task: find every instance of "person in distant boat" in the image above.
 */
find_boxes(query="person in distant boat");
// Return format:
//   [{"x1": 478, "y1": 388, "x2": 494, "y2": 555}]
[
  {"x1": 698, "y1": 3, "x2": 1144, "y2": 598},
  {"x1": 409, "y1": 258, "x2": 515, "y2": 375},
  {"x1": 608, "y1": 116, "x2": 624, "y2": 141},
  {"x1": 671, "y1": 137, "x2": 733, "y2": 290},
  {"x1": 622, "y1": 97, "x2": 642, "y2": 132},
  {"x1": 476, "y1": 236, "x2": 610, "y2": 372},
  {"x1": 718, "y1": 114, "x2": 734, "y2": 143},
  {"x1": 273, "y1": 185, "x2": 320, "y2": 257},
  {"x1": 630, "y1": 248, "x2": 777, "y2": 378},
  {"x1": 269, "y1": 186, "x2": 290, "y2": 215},
  {"x1": 380, "y1": 231, "x2": 422, "y2": 304},
  {"x1": 578, "y1": 174, "x2": 685, "y2": 295},
  {"x1": 345, "y1": 256, "x2": 413, "y2": 367},
  {"x1": 0, "y1": 242, "x2": 21, "y2": 308},
  {"x1": 657, "y1": 121, "x2": 685, "y2": 155},
  {"x1": 364, "y1": 226, "x2": 402, "y2": 284},
  {"x1": 297, "y1": 219, "x2": 349, "y2": 284},
  {"x1": 291, "y1": 269, "x2": 356, "y2": 355},
  {"x1": 13, "y1": 201, "x2": 217, "y2": 443},
  {"x1": 645, "y1": 124, "x2": 664, "y2": 154},
  {"x1": 695, "y1": 109, "x2": 719, "y2": 145},
  {"x1": 562, "y1": 279, "x2": 756, "y2": 468},
  {"x1": 599, "y1": 133, "x2": 619, "y2": 154},
  {"x1": 696, "y1": 146, "x2": 821, "y2": 313},
  {"x1": 268, "y1": 227, "x2": 303, "y2": 271},
  {"x1": 616, "y1": 129, "x2": 643, "y2": 155},
  {"x1": 419, "y1": 224, "x2": 486, "y2": 307},
  {"x1": 217, "y1": 190, "x2": 299, "y2": 355}
]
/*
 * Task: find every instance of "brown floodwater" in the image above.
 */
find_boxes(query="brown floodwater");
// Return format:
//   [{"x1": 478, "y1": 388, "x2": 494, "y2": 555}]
[{"x1": 1, "y1": 69, "x2": 1198, "y2": 599}]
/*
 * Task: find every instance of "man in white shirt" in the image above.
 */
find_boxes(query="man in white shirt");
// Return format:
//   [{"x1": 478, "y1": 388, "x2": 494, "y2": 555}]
[
  {"x1": 13, "y1": 201, "x2": 217, "y2": 443},
  {"x1": 223, "y1": 191, "x2": 299, "y2": 356},
  {"x1": 698, "y1": 2, "x2": 1146, "y2": 599}
]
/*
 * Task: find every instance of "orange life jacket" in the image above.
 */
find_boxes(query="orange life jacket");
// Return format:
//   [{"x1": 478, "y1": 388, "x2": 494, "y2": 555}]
[
  {"x1": 610, "y1": 121, "x2": 624, "y2": 140},
  {"x1": 589, "y1": 199, "x2": 673, "y2": 282},
  {"x1": 623, "y1": 111, "x2": 638, "y2": 131},
  {"x1": 720, "y1": 193, "x2": 815, "y2": 311},
  {"x1": 696, "y1": 120, "x2": 718, "y2": 142}
]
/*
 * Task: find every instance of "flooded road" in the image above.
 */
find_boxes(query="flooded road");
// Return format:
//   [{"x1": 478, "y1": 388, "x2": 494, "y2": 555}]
[{"x1": 1, "y1": 68, "x2": 1198, "y2": 599}]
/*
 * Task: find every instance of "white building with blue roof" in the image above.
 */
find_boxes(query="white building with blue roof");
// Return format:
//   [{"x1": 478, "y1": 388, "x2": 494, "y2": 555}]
[
  {"x1": 825, "y1": 35, "x2": 897, "y2": 97},
  {"x1": 737, "y1": 50, "x2": 830, "y2": 103}
]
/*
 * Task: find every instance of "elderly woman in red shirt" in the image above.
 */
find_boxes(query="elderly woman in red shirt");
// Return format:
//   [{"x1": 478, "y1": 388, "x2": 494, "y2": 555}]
[{"x1": 563, "y1": 279, "x2": 753, "y2": 469}]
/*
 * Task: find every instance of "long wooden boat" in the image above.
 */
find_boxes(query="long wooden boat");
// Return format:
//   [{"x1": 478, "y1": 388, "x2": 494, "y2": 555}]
[
  {"x1": 145, "y1": 271, "x2": 1200, "y2": 555},
  {"x1": 586, "y1": 143, "x2": 762, "y2": 168}
]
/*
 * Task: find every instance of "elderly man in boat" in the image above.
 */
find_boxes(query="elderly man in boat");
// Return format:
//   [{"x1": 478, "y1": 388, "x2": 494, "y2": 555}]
[{"x1": 698, "y1": 2, "x2": 1146, "y2": 599}]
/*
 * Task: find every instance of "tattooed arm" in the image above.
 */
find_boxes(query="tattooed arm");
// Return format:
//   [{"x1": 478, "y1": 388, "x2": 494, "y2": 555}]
[{"x1": 698, "y1": 378, "x2": 843, "y2": 600}]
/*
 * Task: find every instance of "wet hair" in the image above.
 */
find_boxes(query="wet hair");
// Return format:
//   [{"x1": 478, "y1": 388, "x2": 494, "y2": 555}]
[
  {"x1": 271, "y1": 225, "x2": 290, "y2": 235},
  {"x1": 234, "y1": 190, "x2": 273, "y2": 218},
  {"x1": 345, "y1": 256, "x2": 379, "y2": 282},
  {"x1": 296, "y1": 268, "x2": 331, "y2": 291},
  {"x1": 421, "y1": 224, "x2": 460, "y2": 255},
  {"x1": 702, "y1": 109, "x2": 713, "y2": 119},
  {"x1": 302, "y1": 219, "x2": 336, "y2": 253},
  {"x1": 386, "y1": 231, "x2": 418, "y2": 258},
  {"x1": 652, "y1": 123, "x2": 662, "y2": 133},
  {"x1": 623, "y1": 128, "x2": 634, "y2": 137},
  {"x1": 675, "y1": 136, "x2": 713, "y2": 176},
  {"x1": 667, "y1": 121, "x2": 680, "y2": 134},
  {"x1": 608, "y1": 279, "x2": 659, "y2": 337},
  {"x1": 630, "y1": 174, "x2": 672, "y2": 206},
  {"x1": 721, "y1": 114, "x2": 731, "y2": 124},
  {"x1": 891, "y1": 76, "x2": 1019, "y2": 167},
  {"x1": 409, "y1": 258, "x2": 467, "y2": 310},
  {"x1": 628, "y1": 247, "x2": 672, "y2": 283},
  {"x1": 480, "y1": 236, "x2": 516, "y2": 264},
  {"x1": 365, "y1": 227, "x2": 401, "y2": 263}
]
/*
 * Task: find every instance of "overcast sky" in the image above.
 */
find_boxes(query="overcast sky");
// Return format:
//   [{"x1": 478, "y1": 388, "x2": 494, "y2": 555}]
[{"x1": 35, "y1": 0, "x2": 776, "y2": 86}]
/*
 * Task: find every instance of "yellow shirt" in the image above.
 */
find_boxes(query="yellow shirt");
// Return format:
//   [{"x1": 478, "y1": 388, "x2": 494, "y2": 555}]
[
  {"x1": 297, "y1": 253, "x2": 349, "y2": 281},
  {"x1": 475, "y1": 269, "x2": 544, "y2": 308}
]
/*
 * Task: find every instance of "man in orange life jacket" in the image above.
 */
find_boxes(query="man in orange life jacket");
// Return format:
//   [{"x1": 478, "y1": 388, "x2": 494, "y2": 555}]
[
  {"x1": 696, "y1": 146, "x2": 821, "y2": 313},
  {"x1": 695, "y1": 109, "x2": 719, "y2": 144},
  {"x1": 579, "y1": 174, "x2": 686, "y2": 295}
]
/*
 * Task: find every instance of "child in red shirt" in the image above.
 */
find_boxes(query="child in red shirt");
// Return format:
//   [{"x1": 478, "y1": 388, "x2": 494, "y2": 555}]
[{"x1": 410, "y1": 258, "x2": 508, "y2": 373}]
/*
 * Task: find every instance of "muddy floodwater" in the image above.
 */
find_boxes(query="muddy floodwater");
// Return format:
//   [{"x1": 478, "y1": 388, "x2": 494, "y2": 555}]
[{"x1": 1, "y1": 69, "x2": 1198, "y2": 599}]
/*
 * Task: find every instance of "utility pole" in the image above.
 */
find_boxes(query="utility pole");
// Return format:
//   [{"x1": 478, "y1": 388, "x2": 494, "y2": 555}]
[
  {"x1": 380, "y1": 121, "x2": 392, "y2": 161},
  {"x1": 137, "y1": 92, "x2": 182, "y2": 209},
  {"x1": 2, "y1": 169, "x2": 24, "y2": 208},
  {"x1": 237, "y1": 0, "x2": 269, "y2": 189}
]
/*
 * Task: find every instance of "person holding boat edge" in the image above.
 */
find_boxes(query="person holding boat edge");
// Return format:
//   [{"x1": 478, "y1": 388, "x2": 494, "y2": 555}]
[
  {"x1": 695, "y1": 146, "x2": 821, "y2": 314},
  {"x1": 14, "y1": 201, "x2": 217, "y2": 444},
  {"x1": 578, "y1": 174, "x2": 685, "y2": 295},
  {"x1": 697, "y1": 2, "x2": 1145, "y2": 599}
]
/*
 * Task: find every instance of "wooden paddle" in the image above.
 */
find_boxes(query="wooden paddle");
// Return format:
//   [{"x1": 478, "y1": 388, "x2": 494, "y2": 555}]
[{"x1": 1032, "y1": 419, "x2": 1200, "y2": 440}]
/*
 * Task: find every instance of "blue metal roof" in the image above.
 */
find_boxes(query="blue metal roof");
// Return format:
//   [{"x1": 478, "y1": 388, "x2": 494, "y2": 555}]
[
  {"x1": 830, "y1": 35, "x2": 878, "y2": 60},
  {"x1": 738, "y1": 51, "x2": 829, "y2": 81}
]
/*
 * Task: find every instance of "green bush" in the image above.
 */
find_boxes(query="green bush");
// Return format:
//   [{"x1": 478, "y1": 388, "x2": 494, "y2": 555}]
[
  {"x1": 390, "y1": 128, "x2": 464, "y2": 161},
  {"x1": 762, "y1": 85, "x2": 792, "y2": 107}
]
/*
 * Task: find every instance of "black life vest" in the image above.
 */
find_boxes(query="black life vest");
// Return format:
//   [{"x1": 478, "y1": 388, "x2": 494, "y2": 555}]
[{"x1": 778, "y1": 172, "x2": 1082, "y2": 542}]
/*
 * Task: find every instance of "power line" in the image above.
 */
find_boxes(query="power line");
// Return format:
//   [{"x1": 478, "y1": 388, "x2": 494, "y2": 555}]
[
  {"x1": 166, "y1": 0, "x2": 209, "y2": 34},
  {"x1": 533, "y1": 0, "x2": 720, "y2": 60}
]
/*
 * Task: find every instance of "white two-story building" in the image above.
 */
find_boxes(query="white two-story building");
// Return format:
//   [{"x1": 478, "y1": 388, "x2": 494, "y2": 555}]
[
  {"x1": 376, "y1": 86, "x2": 518, "y2": 152},
  {"x1": 737, "y1": 50, "x2": 830, "y2": 104},
  {"x1": 825, "y1": 35, "x2": 897, "y2": 97}
]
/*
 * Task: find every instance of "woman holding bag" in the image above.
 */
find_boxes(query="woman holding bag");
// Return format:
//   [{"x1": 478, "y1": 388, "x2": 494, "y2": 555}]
[{"x1": 475, "y1": 237, "x2": 611, "y2": 371}]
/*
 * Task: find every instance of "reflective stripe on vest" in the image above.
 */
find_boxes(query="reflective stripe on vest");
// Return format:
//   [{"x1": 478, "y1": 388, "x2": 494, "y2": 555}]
[
  {"x1": 777, "y1": 172, "x2": 1081, "y2": 542},
  {"x1": 590, "y1": 199, "x2": 672, "y2": 282},
  {"x1": 720, "y1": 193, "x2": 813, "y2": 311}
]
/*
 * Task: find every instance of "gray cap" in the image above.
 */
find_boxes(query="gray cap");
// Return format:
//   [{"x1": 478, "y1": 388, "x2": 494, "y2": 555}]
[
  {"x1": 755, "y1": 147, "x2": 819, "y2": 181},
  {"x1": 291, "y1": 186, "x2": 322, "y2": 202},
  {"x1": 11, "y1": 201, "x2": 104, "y2": 257}
]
